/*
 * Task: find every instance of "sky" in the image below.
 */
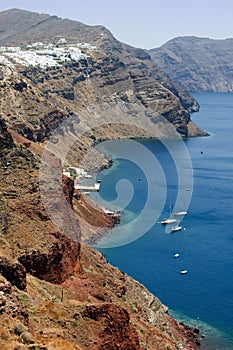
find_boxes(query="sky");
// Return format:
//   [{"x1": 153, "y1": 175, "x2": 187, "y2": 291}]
[{"x1": 1, "y1": 0, "x2": 233, "y2": 49}]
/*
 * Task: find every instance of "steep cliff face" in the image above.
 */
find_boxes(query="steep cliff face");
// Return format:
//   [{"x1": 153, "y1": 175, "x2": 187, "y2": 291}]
[
  {"x1": 0, "y1": 136, "x2": 201, "y2": 349},
  {"x1": 82, "y1": 303, "x2": 141, "y2": 350},
  {"x1": 149, "y1": 36, "x2": 233, "y2": 92},
  {"x1": 0, "y1": 9, "x2": 206, "y2": 143},
  {"x1": 0, "y1": 9, "x2": 203, "y2": 349},
  {"x1": 99, "y1": 35, "x2": 200, "y2": 113},
  {"x1": 18, "y1": 231, "x2": 81, "y2": 284},
  {"x1": 0, "y1": 256, "x2": 26, "y2": 290}
]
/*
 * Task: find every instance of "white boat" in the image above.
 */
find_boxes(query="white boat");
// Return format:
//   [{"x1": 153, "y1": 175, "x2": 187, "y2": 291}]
[
  {"x1": 161, "y1": 218, "x2": 177, "y2": 225},
  {"x1": 171, "y1": 225, "x2": 182, "y2": 232},
  {"x1": 84, "y1": 174, "x2": 93, "y2": 179},
  {"x1": 173, "y1": 211, "x2": 187, "y2": 216},
  {"x1": 180, "y1": 270, "x2": 188, "y2": 274},
  {"x1": 161, "y1": 201, "x2": 177, "y2": 225},
  {"x1": 174, "y1": 253, "x2": 180, "y2": 258}
]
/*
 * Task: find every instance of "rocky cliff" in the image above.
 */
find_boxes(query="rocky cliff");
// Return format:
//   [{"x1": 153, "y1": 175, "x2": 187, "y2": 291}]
[
  {"x1": 0, "y1": 9, "x2": 204, "y2": 349},
  {"x1": 0, "y1": 9, "x2": 206, "y2": 146},
  {"x1": 149, "y1": 36, "x2": 233, "y2": 92},
  {"x1": 0, "y1": 122, "x2": 202, "y2": 349}
]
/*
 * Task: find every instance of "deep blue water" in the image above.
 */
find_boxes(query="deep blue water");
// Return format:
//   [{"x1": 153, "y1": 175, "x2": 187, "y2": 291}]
[{"x1": 91, "y1": 93, "x2": 233, "y2": 349}]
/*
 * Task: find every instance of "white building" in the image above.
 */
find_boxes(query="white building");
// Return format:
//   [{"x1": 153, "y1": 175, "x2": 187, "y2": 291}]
[{"x1": 1, "y1": 41, "x2": 89, "y2": 69}]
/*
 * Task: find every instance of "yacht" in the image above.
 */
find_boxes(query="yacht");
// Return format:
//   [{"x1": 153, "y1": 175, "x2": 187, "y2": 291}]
[
  {"x1": 161, "y1": 218, "x2": 177, "y2": 225},
  {"x1": 161, "y1": 201, "x2": 177, "y2": 225},
  {"x1": 173, "y1": 211, "x2": 187, "y2": 216},
  {"x1": 180, "y1": 270, "x2": 188, "y2": 275},
  {"x1": 171, "y1": 225, "x2": 182, "y2": 232}
]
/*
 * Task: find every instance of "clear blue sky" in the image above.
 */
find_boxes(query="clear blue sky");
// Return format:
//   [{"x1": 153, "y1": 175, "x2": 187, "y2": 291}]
[{"x1": 1, "y1": 0, "x2": 233, "y2": 48}]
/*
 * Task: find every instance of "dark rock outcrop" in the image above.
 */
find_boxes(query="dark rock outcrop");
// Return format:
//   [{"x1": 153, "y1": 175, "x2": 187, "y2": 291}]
[
  {"x1": 0, "y1": 257, "x2": 26, "y2": 290},
  {"x1": 0, "y1": 117, "x2": 14, "y2": 158},
  {"x1": 18, "y1": 232, "x2": 80, "y2": 284},
  {"x1": 62, "y1": 175, "x2": 75, "y2": 209},
  {"x1": 149, "y1": 36, "x2": 233, "y2": 92},
  {"x1": 13, "y1": 79, "x2": 27, "y2": 92},
  {"x1": 83, "y1": 303, "x2": 141, "y2": 350}
]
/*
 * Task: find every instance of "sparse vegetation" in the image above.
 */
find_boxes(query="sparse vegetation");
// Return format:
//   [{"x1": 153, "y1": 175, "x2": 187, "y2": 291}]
[
  {"x1": 1, "y1": 201, "x2": 9, "y2": 234},
  {"x1": 14, "y1": 323, "x2": 27, "y2": 336},
  {"x1": 20, "y1": 331, "x2": 34, "y2": 344},
  {"x1": 0, "y1": 8, "x2": 201, "y2": 350},
  {"x1": 15, "y1": 290, "x2": 32, "y2": 307}
]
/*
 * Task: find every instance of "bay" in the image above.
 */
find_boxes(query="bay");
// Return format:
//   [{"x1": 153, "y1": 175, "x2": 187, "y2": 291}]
[{"x1": 90, "y1": 93, "x2": 233, "y2": 349}]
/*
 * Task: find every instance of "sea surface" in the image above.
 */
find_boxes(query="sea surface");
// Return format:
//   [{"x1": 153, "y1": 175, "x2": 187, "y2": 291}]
[{"x1": 90, "y1": 93, "x2": 233, "y2": 349}]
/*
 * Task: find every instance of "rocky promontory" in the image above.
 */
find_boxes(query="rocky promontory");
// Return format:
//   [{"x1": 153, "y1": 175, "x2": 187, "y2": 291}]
[
  {"x1": 0, "y1": 9, "x2": 205, "y2": 349},
  {"x1": 0, "y1": 9, "x2": 206, "y2": 148}
]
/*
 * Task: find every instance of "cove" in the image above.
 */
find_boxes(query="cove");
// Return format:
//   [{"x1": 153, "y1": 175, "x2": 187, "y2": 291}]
[{"x1": 90, "y1": 93, "x2": 233, "y2": 349}]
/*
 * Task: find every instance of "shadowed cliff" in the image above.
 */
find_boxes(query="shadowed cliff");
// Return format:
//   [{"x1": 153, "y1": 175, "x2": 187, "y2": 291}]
[
  {"x1": 0, "y1": 9, "x2": 204, "y2": 349},
  {"x1": 149, "y1": 36, "x2": 233, "y2": 92},
  {"x1": 0, "y1": 9, "x2": 207, "y2": 143}
]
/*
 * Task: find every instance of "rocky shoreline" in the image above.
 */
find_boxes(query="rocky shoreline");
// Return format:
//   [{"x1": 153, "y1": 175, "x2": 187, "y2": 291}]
[
  {"x1": 79, "y1": 136, "x2": 206, "y2": 348},
  {"x1": 77, "y1": 126, "x2": 209, "y2": 243},
  {"x1": 0, "y1": 9, "x2": 210, "y2": 348}
]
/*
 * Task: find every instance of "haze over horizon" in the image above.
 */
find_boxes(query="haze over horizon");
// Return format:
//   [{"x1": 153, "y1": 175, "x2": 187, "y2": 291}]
[{"x1": 0, "y1": 0, "x2": 233, "y2": 49}]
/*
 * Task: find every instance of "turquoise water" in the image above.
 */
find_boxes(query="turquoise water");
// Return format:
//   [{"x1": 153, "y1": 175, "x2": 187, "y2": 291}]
[{"x1": 92, "y1": 93, "x2": 233, "y2": 349}]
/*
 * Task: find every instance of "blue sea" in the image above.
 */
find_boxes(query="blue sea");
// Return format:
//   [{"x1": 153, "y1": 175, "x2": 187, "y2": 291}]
[{"x1": 91, "y1": 93, "x2": 233, "y2": 349}]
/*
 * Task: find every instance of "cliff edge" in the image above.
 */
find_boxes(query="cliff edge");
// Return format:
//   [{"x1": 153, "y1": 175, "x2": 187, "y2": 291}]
[
  {"x1": 0, "y1": 9, "x2": 207, "y2": 146},
  {"x1": 0, "y1": 119, "x2": 202, "y2": 349},
  {"x1": 149, "y1": 36, "x2": 233, "y2": 92},
  {"x1": 0, "y1": 9, "x2": 204, "y2": 349}
]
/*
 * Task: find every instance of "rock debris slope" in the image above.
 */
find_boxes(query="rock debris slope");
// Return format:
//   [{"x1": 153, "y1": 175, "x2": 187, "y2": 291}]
[
  {"x1": 0, "y1": 9, "x2": 204, "y2": 349},
  {"x1": 0, "y1": 122, "x2": 202, "y2": 349}
]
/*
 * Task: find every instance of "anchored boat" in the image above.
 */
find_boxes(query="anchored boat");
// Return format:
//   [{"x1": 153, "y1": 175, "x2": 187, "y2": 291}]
[
  {"x1": 173, "y1": 211, "x2": 187, "y2": 216},
  {"x1": 171, "y1": 225, "x2": 182, "y2": 232},
  {"x1": 161, "y1": 218, "x2": 177, "y2": 224}
]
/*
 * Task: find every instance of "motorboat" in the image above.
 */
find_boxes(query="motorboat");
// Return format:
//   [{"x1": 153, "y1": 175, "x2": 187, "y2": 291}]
[
  {"x1": 173, "y1": 211, "x2": 187, "y2": 216},
  {"x1": 161, "y1": 201, "x2": 177, "y2": 225},
  {"x1": 171, "y1": 225, "x2": 182, "y2": 232},
  {"x1": 180, "y1": 270, "x2": 188, "y2": 275},
  {"x1": 161, "y1": 218, "x2": 177, "y2": 225},
  {"x1": 174, "y1": 253, "x2": 180, "y2": 258}
]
